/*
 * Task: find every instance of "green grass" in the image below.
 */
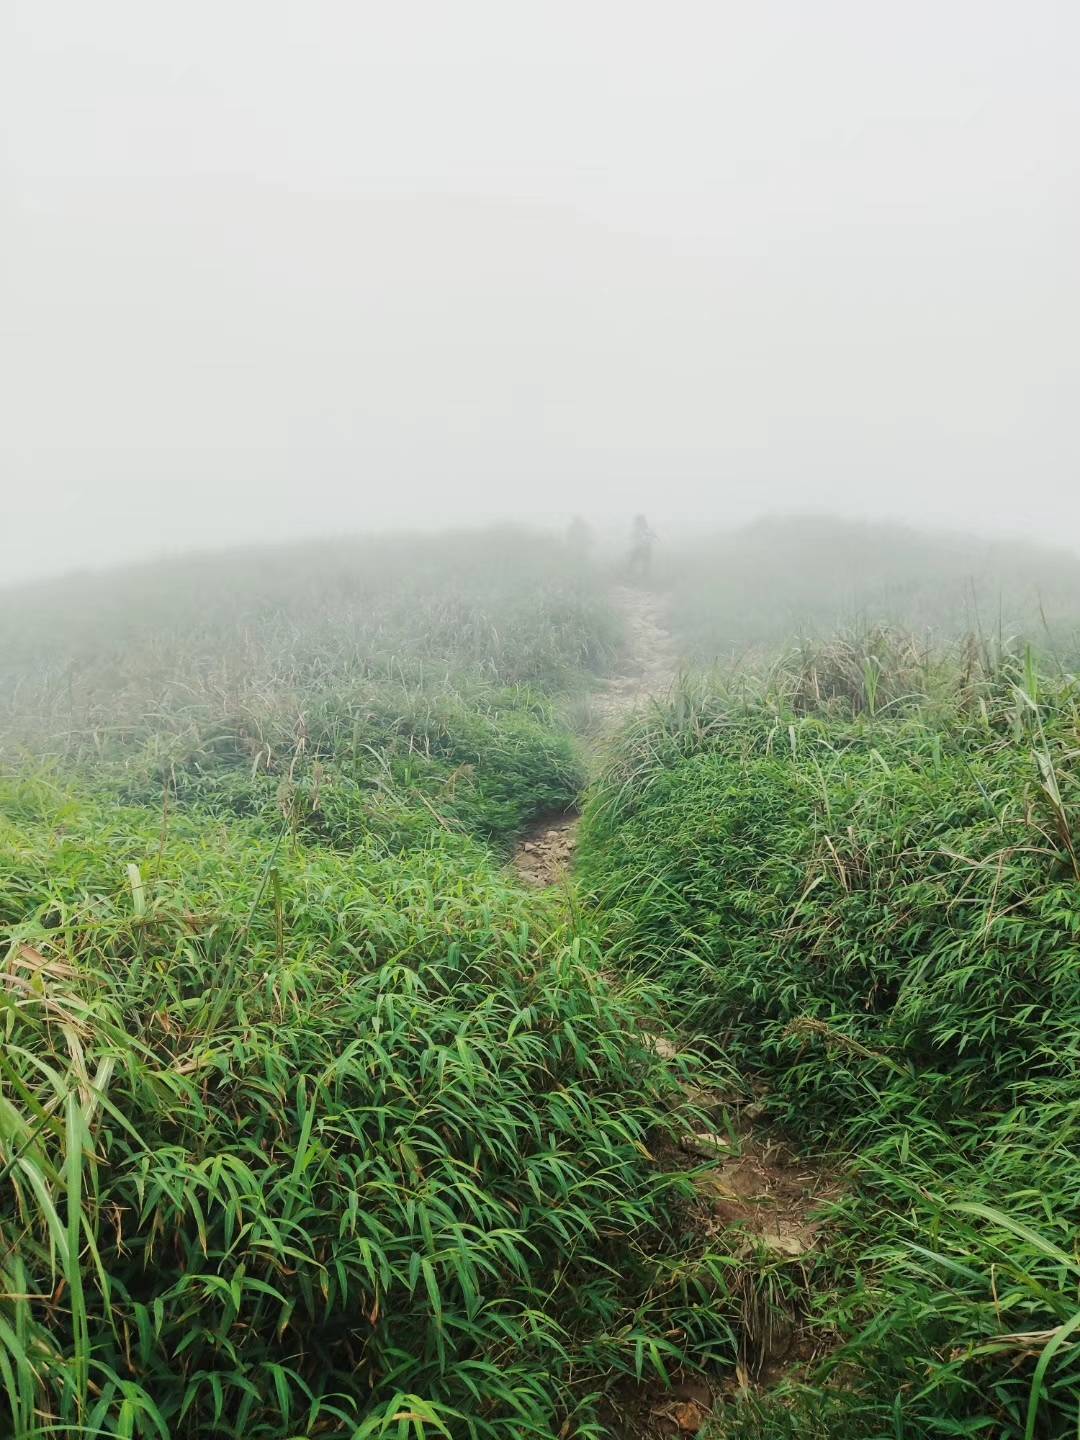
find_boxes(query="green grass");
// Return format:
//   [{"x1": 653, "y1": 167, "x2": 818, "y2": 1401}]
[
  {"x1": 2, "y1": 528, "x2": 621, "y2": 860},
  {"x1": 8, "y1": 522, "x2": 1080, "y2": 1437},
  {"x1": 658, "y1": 515, "x2": 1080, "y2": 663},
  {"x1": 581, "y1": 645, "x2": 1080, "y2": 1438},
  {"x1": 112, "y1": 683, "x2": 588, "y2": 855},
  {"x1": 0, "y1": 771, "x2": 745, "y2": 1438},
  {"x1": 0, "y1": 530, "x2": 744, "y2": 1438},
  {"x1": 0, "y1": 527, "x2": 623, "y2": 769}
]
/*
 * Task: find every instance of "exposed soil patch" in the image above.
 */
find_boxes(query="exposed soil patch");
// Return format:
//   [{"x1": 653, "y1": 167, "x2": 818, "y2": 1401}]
[
  {"x1": 513, "y1": 810, "x2": 579, "y2": 887},
  {"x1": 616, "y1": 1134, "x2": 838, "y2": 1437},
  {"x1": 691, "y1": 1133, "x2": 835, "y2": 1261}
]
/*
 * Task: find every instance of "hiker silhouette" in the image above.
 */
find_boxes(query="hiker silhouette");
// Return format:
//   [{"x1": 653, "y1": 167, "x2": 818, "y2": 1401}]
[{"x1": 627, "y1": 514, "x2": 657, "y2": 581}]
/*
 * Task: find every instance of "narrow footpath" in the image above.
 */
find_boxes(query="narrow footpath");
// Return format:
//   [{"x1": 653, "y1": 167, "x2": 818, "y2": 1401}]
[
  {"x1": 513, "y1": 586, "x2": 676, "y2": 886},
  {"x1": 515, "y1": 585, "x2": 836, "y2": 1434}
]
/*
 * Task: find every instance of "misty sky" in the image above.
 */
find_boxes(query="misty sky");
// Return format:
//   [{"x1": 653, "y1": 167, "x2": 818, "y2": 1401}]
[{"x1": 3, "y1": 1, "x2": 1078, "y2": 582}]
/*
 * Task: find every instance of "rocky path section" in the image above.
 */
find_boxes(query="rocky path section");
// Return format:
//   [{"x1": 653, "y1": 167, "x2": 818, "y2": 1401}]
[
  {"x1": 590, "y1": 585, "x2": 679, "y2": 727},
  {"x1": 512, "y1": 812, "x2": 579, "y2": 887},
  {"x1": 643, "y1": 1069, "x2": 838, "y2": 1433},
  {"x1": 512, "y1": 585, "x2": 676, "y2": 887}
]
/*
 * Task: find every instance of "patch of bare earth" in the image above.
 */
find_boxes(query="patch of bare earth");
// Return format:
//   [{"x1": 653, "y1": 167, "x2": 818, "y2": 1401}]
[
  {"x1": 621, "y1": 1128, "x2": 837, "y2": 1438},
  {"x1": 691, "y1": 1130, "x2": 832, "y2": 1261},
  {"x1": 622, "y1": 1054, "x2": 841, "y2": 1434},
  {"x1": 512, "y1": 811, "x2": 579, "y2": 887}
]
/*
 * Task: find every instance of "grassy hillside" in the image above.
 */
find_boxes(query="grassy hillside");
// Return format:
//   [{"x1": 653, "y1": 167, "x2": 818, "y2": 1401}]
[
  {"x1": 1, "y1": 529, "x2": 623, "y2": 854},
  {"x1": 0, "y1": 529, "x2": 739, "y2": 1439},
  {"x1": 658, "y1": 516, "x2": 1080, "y2": 661},
  {"x1": 5, "y1": 523, "x2": 1080, "y2": 1437},
  {"x1": 1, "y1": 527, "x2": 619, "y2": 760},
  {"x1": 0, "y1": 772, "x2": 741, "y2": 1438},
  {"x1": 580, "y1": 646, "x2": 1080, "y2": 1437}
]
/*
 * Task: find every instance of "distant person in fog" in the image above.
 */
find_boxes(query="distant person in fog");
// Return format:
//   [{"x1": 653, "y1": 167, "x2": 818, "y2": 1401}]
[{"x1": 627, "y1": 513, "x2": 657, "y2": 581}]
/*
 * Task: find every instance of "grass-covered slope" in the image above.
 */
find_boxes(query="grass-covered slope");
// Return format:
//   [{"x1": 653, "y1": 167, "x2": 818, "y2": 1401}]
[
  {"x1": 580, "y1": 652, "x2": 1080, "y2": 1438},
  {"x1": 11, "y1": 522, "x2": 1080, "y2": 1438},
  {"x1": 2, "y1": 527, "x2": 621, "y2": 690},
  {"x1": 0, "y1": 775, "x2": 738, "y2": 1439},
  {"x1": 117, "y1": 685, "x2": 587, "y2": 855},
  {"x1": 0, "y1": 531, "x2": 742, "y2": 1439},
  {"x1": 0, "y1": 527, "x2": 621, "y2": 766},
  {"x1": 659, "y1": 515, "x2": 1080, "y2": 661},
  {"x1": 2, "y1": 528, "x2": 617, "y2": 857}
]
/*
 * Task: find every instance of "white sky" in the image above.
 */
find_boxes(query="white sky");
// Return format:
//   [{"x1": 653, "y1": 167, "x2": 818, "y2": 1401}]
[{"x1": 2, "y1": 1, "x2": 1078, "y2": 581}]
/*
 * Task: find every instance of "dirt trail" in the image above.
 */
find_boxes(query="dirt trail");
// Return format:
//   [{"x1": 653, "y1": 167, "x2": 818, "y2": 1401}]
[
  {"x1": 590, "y1": 585, "x2": 680, "y2": 727},
  {"x1": 513, "y1": 586, "x2": 677, "y2": 887},
  {"x1": 513, "y1": 589, "x2": 833, "y2": 1428}
]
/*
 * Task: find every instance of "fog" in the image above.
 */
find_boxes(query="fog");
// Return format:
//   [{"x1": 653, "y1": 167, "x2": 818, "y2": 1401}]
[{"x1": 3, "y1": 1, "x2": 1078, "y2": 583}]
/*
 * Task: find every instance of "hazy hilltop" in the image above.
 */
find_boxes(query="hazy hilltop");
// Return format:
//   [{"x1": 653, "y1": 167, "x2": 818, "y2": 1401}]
[
  {"x1": 659, "y1": 514, "x2": 1080, "y2": 658},
  {"x1": 0, "y1": 526, "x2": 620, "y2": 768},
  {"x1": 0, "y1": 525, "x2": 616, "y2": 681},
  {"x1": 8, "y1": 515, "x2": 1080, "y2": 686}
]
